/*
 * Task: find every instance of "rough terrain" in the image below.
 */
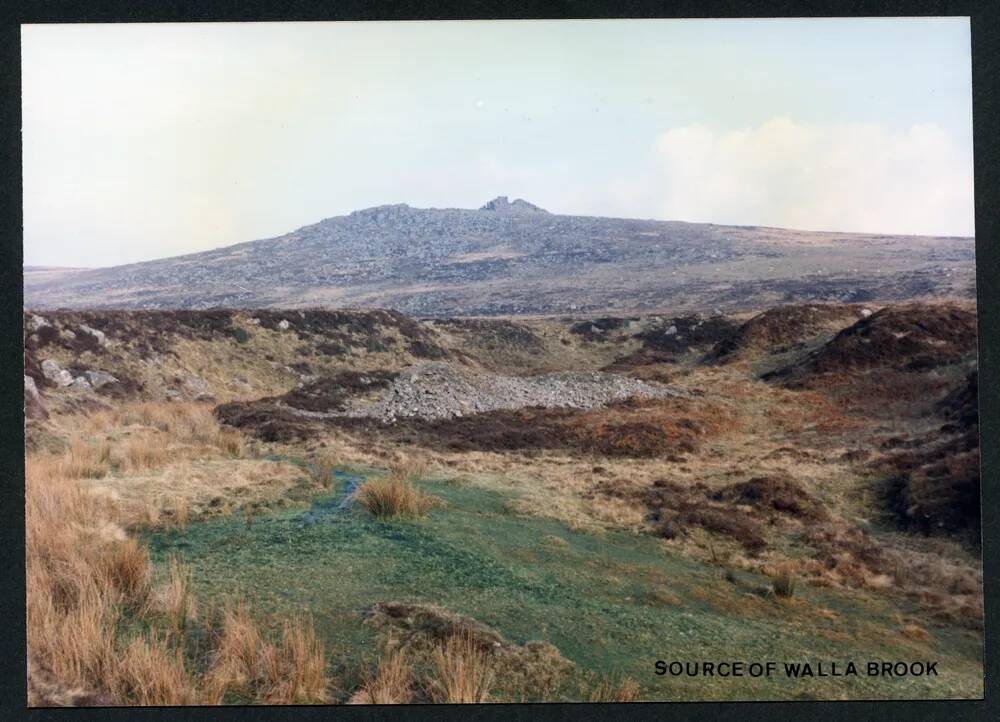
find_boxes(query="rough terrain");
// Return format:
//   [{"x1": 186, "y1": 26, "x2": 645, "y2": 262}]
[
  {"x1": 23, "y1": 197, "x2": 976, "y2": 315},
  {"x1": 24, "y1": 298, "x2": 983, "y2": 703}
]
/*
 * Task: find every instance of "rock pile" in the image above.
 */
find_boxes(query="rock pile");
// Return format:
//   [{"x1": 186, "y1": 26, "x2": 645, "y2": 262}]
[
  {"x1": 315, "y1": 362, "x2": 686, "y2": 423},
  {"x1": 38, "y1": 358, "x2": 118, "y2": 393}
]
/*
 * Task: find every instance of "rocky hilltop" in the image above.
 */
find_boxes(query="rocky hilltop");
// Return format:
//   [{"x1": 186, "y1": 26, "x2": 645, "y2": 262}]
[{"x1": 23, "y1": 197, "x2": 975, "y2": 315}]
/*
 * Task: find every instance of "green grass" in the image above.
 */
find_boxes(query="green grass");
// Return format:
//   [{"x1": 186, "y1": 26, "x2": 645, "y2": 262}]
[{"x1": 144, "y1": 471, "x2": 984, "y2": 702}]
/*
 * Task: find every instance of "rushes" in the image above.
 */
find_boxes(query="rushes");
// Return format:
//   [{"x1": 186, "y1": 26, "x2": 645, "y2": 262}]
[{"x1": 355, "y1": 464, "x2": 435, "y2": 520}]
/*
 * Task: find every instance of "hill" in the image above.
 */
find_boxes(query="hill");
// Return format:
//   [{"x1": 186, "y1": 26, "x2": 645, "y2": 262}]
[{"x1": 23, "y1": 197, "x2": 975, "y2": 315}]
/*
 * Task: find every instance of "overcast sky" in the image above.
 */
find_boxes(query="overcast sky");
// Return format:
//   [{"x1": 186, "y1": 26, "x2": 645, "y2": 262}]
[{"x1": 22, "y1": 18, "x2": 974, "y2": 268}]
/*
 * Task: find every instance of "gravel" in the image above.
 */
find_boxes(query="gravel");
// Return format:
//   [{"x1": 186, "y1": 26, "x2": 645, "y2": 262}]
[{"x1": 284, "y1": 362, "x2": 687, "y2": 423}]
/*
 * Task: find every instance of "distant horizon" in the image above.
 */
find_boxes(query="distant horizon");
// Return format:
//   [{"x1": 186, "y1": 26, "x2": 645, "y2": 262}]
[{"x1": 20, "y1": 193, "x2": 978, "y2": 274}]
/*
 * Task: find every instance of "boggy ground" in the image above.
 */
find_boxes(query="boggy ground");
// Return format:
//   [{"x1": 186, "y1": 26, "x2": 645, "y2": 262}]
[{"x1": 23, "y1": 299, "x2": 983, "y2": 704}]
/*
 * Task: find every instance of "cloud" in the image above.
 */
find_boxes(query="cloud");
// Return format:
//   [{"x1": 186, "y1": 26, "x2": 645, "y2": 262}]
[{"x1": 642, "y1": 118, "x2": 974, "y2": 236}]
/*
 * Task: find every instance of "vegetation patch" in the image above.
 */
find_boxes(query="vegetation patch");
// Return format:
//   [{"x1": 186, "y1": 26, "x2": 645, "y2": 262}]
[{"x1": 706, "y1": 303, "x2": 863, "y2": 364}]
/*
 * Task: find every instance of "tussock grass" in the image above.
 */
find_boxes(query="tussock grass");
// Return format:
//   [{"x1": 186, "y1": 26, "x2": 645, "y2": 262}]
[
  {"x1": 348, "y1": 651, "x2": 413, "y2": 704},
  {"x1": 147, "y1": 557, "x2": 197, "y2": 633},
  {"x1": 355, "y1": 464, "x2": 435, "y2": 519},
  {"x1": 428, "y1": 633, "x2": 496, "y2": 703},
  {"x1": 27, "y1": 446, "x2": 330, "y2": 706},
  {"x1": 87, "y1": 402, "x2": 246, "y2": 459},
  {"x1": 206, "y1": 603, "x2": 329, "y2": 704},
  {"x1": 588, "y1": 674, "x2": 642, "y2": 702},
  {"x1": 27, "y1": 460, "x2": 149, "y2": 701},
  {"x1": 307, "y1": 457, "x2": 338, "y2": 489},
  {"x1": 110, "y1": 635, "x2": 198, "y2": 706},
  {"x1": 771, "y1": 569, "x2": 796, "y2": 599}
]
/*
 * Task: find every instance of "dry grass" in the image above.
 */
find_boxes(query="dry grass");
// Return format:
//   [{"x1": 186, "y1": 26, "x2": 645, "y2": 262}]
[
  {"x1": 147, "y1": 557, "x2": 197, "y2": 634},
  {"x1": 901, "y1": 624, "x2": 931, "y2": 642},
  {"x1": 206, "y1": 603, "x2": 329, "y2": 704},
  {"x1": 110, "y1": 635, "x2": 198, "y2": 706},
  {"x1": 26, "y1": 458, "x2": 149, "y2": 701},
  {"x1": 428, "y1": 633, "x2": 496, "y2": 703},
  {"x1": 771, "y1": 569, "x2": 797, "y2": 599},
  {"x1": 164, "y1": 496, "x2": 191, "y2": 531},
  {"x1": 307, "y1": 457, "x2": 338, "y2": 489},
  {"x1": 348, "y1": 651, "x2": 413, "y2": 704},
  {"x1": 588, "y1": 674, "x2": 642, "y2": 702},
  {"x1": 27, "y1": 440, "x2": 330, "y2": 707},
  {"x1": 355, "y1": 465, "x2": 435, "y2": 519},
  {"x1": 78, "y1": 401, "x2": 246, "y2": 465}
]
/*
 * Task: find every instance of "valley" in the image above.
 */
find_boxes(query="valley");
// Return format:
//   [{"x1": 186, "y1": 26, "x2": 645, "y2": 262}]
[{"x1": 24, "y1": 299, "x2": 983, "y2": 703}]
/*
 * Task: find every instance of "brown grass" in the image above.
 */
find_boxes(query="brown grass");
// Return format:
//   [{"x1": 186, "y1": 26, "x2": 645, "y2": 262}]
[
  {"x1": 588, "y1": 674, "x2": 642, "y2": 702},
  {"x1": 206, "y1": 603, "x2": 329, "y2": 704},
  {"x1": 147, "y1": 557, "x2": 197, "y2": 634},
  {"x1": 355, "y1": 465, "x2": 435, "y2": 519},
  {"x1": 27, "y1": 436, "x2": 330, "y2": 707},
  {"x1": 428, "y1": 633, "x2": 496, "y2": 703},
  {"x1": 771, "y1": 569, "x2": 797, "y2": 599},
  {"x1": 26, "y1": 457, "x2": 149, "y2": 701},
  {"x1": 110, "y1": 635, "x2": 198, "y2": 705},
  {"x1": 308, "y1": 457, "x2": 338, "y2": 489},
  {"x1": 348, "y1": 650, "x2": 413, "y2": 704},
  {"x1": 901, "y1": 624, "x2": 931, "y2": 642}
]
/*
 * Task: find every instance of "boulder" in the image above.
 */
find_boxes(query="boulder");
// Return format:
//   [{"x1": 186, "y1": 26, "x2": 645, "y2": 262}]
[
  {"x1": 79, "y1": 324, "x2": 109, "y2": 347},
  {"x1": 85, "y1": 370, "x2": 118, "y2": 389},
  {"x1": 69, "y1": 376, "x2": 93, "y2": 392},
  {"x1": 41, "y1": 359, "x2": 74, "y2": 387},
  {"x1": 278, "y1": 319, "x2": 290, "y2": 330},
  {"x1": 182, "y1": 375, "x2": 213, "y2": 400},
  {"x1": 27, "y1": 314, "x2": 51, "y2": 333},
  {"x1": 24, "y1": 376, "x2": 46, "y2": 419}
]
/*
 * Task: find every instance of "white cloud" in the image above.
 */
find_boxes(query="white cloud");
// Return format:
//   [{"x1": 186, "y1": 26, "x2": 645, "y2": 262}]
[{"x1": 643, "y1": 118, "x2": 974, "y2": 236}]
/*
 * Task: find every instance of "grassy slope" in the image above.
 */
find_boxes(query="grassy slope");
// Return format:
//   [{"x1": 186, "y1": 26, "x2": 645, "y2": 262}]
[{"x1": 144, "y1": 468, "x2": 983, "y2": 702}]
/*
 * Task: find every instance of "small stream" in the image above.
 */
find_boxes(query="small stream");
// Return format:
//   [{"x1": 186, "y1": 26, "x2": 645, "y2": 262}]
[{"x1": 299, "y1": 468, "x2": 367, "y2": 524}]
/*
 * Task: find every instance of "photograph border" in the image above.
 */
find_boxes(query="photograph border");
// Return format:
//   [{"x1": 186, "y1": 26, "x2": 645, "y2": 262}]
[{"x1": 1, "y1": 1, "x2": 997, "y2": 720}]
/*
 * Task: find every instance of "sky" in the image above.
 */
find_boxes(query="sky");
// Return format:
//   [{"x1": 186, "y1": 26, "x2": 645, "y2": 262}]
[{"x1": 22, "y1": 18, "x2": 974, "y2": 268}]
